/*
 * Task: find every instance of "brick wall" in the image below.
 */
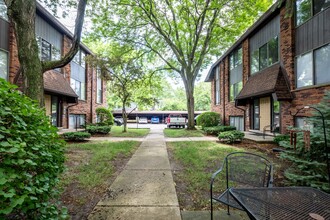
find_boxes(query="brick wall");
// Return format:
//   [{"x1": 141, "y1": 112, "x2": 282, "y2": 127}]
[{"x1": 8, "y1": 23, "x2": 19, "y2": 84}]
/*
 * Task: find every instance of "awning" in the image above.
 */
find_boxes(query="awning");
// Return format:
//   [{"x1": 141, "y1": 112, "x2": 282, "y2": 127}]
[
  {"x1": 44, "y1": 71, "x2": 78, "y2": 103},
  {"x1": 235, "y1": 64, "x2": 292, "y2": 106}
]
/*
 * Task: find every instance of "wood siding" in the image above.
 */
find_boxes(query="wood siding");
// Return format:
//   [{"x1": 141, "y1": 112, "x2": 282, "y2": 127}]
[
  {"x1": 250, "y1": 15, "x2": 280, "y2": 52},
  {"x1": 0, "y1": 18, "x2": 9, "y2": 51},
  {"x1": 35, "y1": 15, "x2": 62, "y2": 50},
  {"x1": 295, "y1": 7, "x2": 330, "y2": 55},
  {"x1": 259, "y1": 97, "x2": 271, "y2": 131}
]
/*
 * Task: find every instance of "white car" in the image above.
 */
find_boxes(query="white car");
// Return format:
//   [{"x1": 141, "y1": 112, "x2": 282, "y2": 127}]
[{"x1": 138, "y1": 117, "x2": 148, "y2": 124}]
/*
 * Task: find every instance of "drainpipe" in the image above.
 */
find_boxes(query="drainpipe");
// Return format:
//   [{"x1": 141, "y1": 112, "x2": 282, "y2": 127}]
[
  {"x1": 90, "y1": 67, "x2": 94, "y2": 124},
  {"x1": 222, "y1": 61, "x2": 226, "y2": 125}
]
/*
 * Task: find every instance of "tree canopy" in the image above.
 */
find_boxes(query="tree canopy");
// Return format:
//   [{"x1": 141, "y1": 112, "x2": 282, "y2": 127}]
[{"x1": 87, "y1": 0, "x2": 273, "y2": 129}]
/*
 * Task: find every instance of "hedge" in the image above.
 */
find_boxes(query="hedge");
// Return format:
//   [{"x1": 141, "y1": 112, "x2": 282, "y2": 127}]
[
  {"x1": 203, "y1": 126, "x2": 236, "y2": 135},
  {"x1": 196, "y1": 112, "x2": 221, "y2": 129},
  {"x1": 86, "y1": 125, "x2": 111, "y2": 134},
  {"x1": 62, "y1": 132, "x2": 91, "y2": 141},
  {"x1": 218, "y1": 130, "x2": 245, "y2": 144}
]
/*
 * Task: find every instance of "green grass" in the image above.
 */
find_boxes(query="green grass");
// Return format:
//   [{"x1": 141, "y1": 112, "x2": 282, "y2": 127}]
[
  {"x1": 110, "y1": 126, "x2": 150, "y2": 137},
  {"x1": 163, "y1": 128, "x2": 204, "y2": 137},
  {"x1": 167, "y1": 141, "x2": 244, "y2": 209},
  {"x1": 59, "y1": 141, "x2": 140, "y2": 189}
]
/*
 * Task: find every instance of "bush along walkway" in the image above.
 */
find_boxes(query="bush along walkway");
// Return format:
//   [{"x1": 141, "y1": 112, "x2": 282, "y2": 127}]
[{"x1": 88, "y1": 127, "x2": 181, "y2": 220}]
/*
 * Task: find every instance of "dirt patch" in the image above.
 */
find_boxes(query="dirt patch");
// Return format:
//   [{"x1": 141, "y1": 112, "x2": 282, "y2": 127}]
[
  {"x1": 59, "y1": 148, "x2": 137, "y2": 220},
  {"x1": 167, "y1": 139, "x2": 290, "y2": 211}
]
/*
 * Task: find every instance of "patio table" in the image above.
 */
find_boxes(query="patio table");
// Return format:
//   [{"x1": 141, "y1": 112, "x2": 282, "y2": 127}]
[{"x1": 229, "y1": 187, "x2": 330, "y2": 220}]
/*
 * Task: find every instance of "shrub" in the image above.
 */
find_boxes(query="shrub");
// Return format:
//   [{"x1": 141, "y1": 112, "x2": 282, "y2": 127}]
[
  {"x1": 86, "y1": 125, "x2": 111, "y2": 134},
  {"x1": 0, "y1": 79, "x2": 66, "y2": 219},
  {"x1": 62, "y1": 132, "x2": 91, "y2": 141},
  {"x1": 203, "y1": 126, "x2": 236, "y2": 135},
  {"x1": 218, "y1": 130, "x2": 245, "y2": 144},
  {"x1": 96, "y1": 107, "x2": 114, "y2": 126},
  {"x1": 273, "y1": 134, "x2": 290, "y2": 145},
  {"x1": 196, "y1": 112, "x2": 221, "y2": 129}
]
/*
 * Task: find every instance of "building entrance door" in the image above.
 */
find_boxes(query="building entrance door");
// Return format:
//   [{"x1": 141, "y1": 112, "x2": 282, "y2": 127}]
[{"x1": 253, "y1": 99, "x2": 260, "y2": 130}]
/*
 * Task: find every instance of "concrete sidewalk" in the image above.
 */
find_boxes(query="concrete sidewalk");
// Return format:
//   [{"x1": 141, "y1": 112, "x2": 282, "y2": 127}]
[{"x1": 88, "y1": 127, "x2": 181, "y2": 220}]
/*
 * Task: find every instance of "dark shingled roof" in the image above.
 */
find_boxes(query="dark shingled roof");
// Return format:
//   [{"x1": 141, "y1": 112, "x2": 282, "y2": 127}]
[
  {"x1": 44, "y1": 71, "x2": 78, "y2": 103},
  {"x1": 235, "y1": 64, "x2": 292, "y2": 105}
]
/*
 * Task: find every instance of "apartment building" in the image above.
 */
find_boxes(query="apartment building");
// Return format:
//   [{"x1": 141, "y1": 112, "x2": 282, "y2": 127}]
[
  {"x1": 205, "y1": 0, "x2": 330, "y2": 134},
  {"x1": 0, "y1": 1, "x2": 107, "y2": 129}
]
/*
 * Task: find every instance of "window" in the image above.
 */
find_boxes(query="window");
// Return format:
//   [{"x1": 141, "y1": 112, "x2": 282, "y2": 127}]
[
  {"x1": 296, "y1": 0, "x2": 330, "y2": 26},
  {"x1": 296, "y1": 44, "x2": 330, "y2": 88},
  {"x1": 97, "y1": 69, "x2": 102, "y2": 103},
  {"x1": 73, "y1": 49, "x2": 86, "y2": 67},
  {"x1": 230, "y1": 48, "x2": 243, "y2": 101},
  {"x1": 36, "y1": 36, "x2": 61, "y2": 62},
  {"x1": 214, "y1": 66, "x2": 220, "y2": 105},
  {"x1": 251, "y1": 36, "x2": 279, "y2": 74},
  {"x1": 0, "y1": 0, "x2": 8, "y2": 21},
  {"x1": 295, "y1": 117, "x2": 314, "y2": 132},
  {"x1": 70, "y1": 77, "x2": 86, "y2": 100},
  {"x1": 0, "y1": 50, "x2": 8, "y2": 80},
  {"x1": 230, "y1": 116, "x2": 244, "y2": 131},
  {"x1": 69, "y1": 114, "x2": 86, "y2": 129}
]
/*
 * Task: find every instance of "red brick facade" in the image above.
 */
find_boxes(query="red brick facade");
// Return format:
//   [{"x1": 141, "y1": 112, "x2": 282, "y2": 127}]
[
  {"x1": 208, "y1": 4, "x2": 330, "y2": 134},
  {"x1": 7, "y1": 19, "x2": 107, "y2": 129}
]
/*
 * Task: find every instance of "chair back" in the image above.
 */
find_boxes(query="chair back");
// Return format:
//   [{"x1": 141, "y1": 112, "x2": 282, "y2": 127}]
[{"x1": 225, "y1": 152, "x2": 272, "y2": 189}]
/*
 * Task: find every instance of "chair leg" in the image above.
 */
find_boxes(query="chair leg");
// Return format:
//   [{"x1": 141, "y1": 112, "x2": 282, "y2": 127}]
[
  {"x1": 227, "y1": 205, "x2": 230, "y2": 215},
  {"x1": 210, "y1": 199, "x2": 213, "y2": 220}
]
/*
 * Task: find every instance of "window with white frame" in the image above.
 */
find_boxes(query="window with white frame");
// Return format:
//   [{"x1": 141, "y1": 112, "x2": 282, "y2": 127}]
[
  {"x1": 230, "y1": 48, "x2": 243, "y2": 101},
  {"x1": 97, "y1": 69, "x2": 102, "y2": 103},
  {"x1": 296, "y1": 44, "x2": 330, "y2": 88},
  {"x1": 295, "y1": 116, "x2": 314, "y2": 132},
  {"x1": 214, "y1": 66, "x2": 220, "y2": 105},
  {"x1": 250, "y1": 36, "x2": 279, "y2": 75},
  {"x1": 69, "y1": 114, "x2": 86, "y2": 129},
  {"x1": 0, "y1": 50, "x2": 8, "y2": 80},
  {"x1": 295, "y1": 0, "x2": 330, "y2": 26},
  {"x1": 230, "y1": 116, "x2": 244, "y2": 131}
]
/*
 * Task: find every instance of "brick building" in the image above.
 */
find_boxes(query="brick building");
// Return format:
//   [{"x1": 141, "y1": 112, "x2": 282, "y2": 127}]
[
  {"x1": 0, "y1": 2, "x2": 107, "y2": 129},
  {"x1": 205, "y1": 0, "x2": 330, "y2": 134}
]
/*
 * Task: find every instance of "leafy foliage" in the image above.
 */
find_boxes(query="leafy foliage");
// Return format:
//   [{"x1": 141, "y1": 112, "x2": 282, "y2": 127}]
[
  {"x1": 273, "y1": 134, "x2": 290, "y2": 145},
  {"x1": 86, "y1": 125, "x2": 111, "y2": 135},
  {"x1": 218, "y1": 130, "x2": 245, "y2": 144},
  {"x1": 196, "y1": 112, "x2": 221, "y2": 129},
  {"x1": 96, "y1": 107, "x2": 114, "y2": 126},
  {"x1": 87, "y1": 0, "x2": 272, "y2": 128},
  {"x1": 203, "y1": 126, "x2": 236, "y2": 136},
  {"x1": 0, "y1": 79, "x2": 66, "y2": 219},
  {"x1": 62, "y1": 132, "x2": 91, "y2": 141},
  {"x1": 279, "y1": 91, "x2": 330, "y2": 192}
]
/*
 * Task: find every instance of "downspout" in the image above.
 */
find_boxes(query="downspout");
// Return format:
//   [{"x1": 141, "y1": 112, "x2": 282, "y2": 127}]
[
  {"x1": 90, "y1": 67, "x2": 94, "y2": 124},
  {"x1": 222, "y1": 61, "x2": 226, "y2": 125}
]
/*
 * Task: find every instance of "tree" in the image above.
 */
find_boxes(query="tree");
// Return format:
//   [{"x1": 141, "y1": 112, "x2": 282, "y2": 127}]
[
  {"x1": 86, "y1": 44, "x2": 157, "y2": 132},
  {"x1": 4, "y1": 0, "x2": 87, "y2": 106},
  {"x1": 194, "y1": 82, "x2": 211, "y2": 111},
  {"x1": 87, "y1": 0, "x2": 272, "y2": 129}
]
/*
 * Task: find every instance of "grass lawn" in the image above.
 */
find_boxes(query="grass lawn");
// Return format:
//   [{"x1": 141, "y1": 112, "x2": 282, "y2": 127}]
[
  {"x1": 164, "y1": 128, "x2": 204, "y2": 137},
  {"x1": 59, "y1": 141, "x2": 140, "y2": 218},
  {"x1": 167, "y1": 141, "x2": 284, "y2": 211},
  {"x1": 110, "y1": 126, "x2": 150, "y2": 137}
]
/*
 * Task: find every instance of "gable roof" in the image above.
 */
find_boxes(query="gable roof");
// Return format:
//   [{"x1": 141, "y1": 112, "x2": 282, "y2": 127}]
[
  {"x1": 204, "y1": 2, "x2": 281, "y2": 82},
  {"x1": 235, "y1": 63, "x2": 292, "y2": 105},
  {"x1": 44, "y1": 71, "x2": 78, "y2": 103}
]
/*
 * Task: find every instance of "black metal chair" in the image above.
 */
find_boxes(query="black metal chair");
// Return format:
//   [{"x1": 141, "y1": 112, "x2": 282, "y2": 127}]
[{"x1": 210, "y1": 152, "x2": 273, "y2": 220}]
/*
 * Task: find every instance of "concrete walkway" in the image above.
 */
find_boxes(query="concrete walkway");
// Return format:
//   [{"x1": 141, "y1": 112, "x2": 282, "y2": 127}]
[{"x1": 88, "y1": 127, "x2": 181, "y2": 220}]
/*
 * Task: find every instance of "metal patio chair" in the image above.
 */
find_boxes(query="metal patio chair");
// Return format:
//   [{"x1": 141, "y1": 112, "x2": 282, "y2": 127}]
[{"x1": 210, "y1": 152, "x2": 273, "y2": 220}]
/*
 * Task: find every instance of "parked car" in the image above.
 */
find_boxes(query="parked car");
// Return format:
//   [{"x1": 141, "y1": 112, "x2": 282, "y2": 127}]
[
  {"x1": 115, "y1": 117, "x2": 124, "y2": 123},
  {"x1": 114, "y1": 118, "x2": 122, "y2": 126},
  {"x1": 167, "y1": 114, "x2": 186, "y2": 128},
  {"x1": 151, "y1": 117, "x2": 160, "y2": 124},
  {"x1": 138, "y1": 117, "x2": 148, "y2": 124}
]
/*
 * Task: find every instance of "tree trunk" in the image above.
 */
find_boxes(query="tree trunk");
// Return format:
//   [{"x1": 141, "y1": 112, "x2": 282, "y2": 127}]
[
  {"x1": 8, "y1": 0, "x2": 44, "y2": 106},
  {"x1": 183, "y1": 75, "x2": 195, "y2": 130},
  {"x1": 122, "y1": 103, "x2": 127, "y2": 132}
]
